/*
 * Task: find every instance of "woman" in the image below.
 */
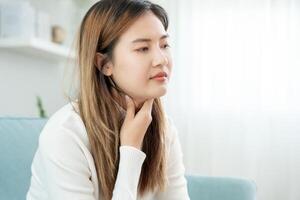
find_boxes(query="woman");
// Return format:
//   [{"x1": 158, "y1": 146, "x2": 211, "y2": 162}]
[{"x1": 26, "y1": 0, "x2": 190, "y2": 199}]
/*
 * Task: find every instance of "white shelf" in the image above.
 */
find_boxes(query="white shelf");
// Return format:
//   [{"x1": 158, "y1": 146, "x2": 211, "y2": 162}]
[{"x1": 0, "y1": 38, "x2": 75, "y2": 61}]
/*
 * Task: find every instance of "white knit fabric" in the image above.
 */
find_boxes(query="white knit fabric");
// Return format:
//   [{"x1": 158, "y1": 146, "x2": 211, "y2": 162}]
[{"x1": 26, "y1": 102, "x2": 190, "y2": 200}]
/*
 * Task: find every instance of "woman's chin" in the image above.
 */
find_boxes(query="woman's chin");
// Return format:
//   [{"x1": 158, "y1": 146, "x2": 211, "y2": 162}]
[
  {"x1": 132, "y1": 86, "x2": 168, "y2": 100},
  {"x1": 151, "y1": 87, "x2": 168, "y2": 98}
]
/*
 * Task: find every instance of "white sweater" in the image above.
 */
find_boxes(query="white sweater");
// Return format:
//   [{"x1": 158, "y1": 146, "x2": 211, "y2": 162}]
[{"x1": 26, "y1": 102, "x2": 190, "y2": 200}]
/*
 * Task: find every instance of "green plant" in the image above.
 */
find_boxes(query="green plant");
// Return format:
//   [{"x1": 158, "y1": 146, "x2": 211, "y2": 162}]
[{"x1": 36, "y1": 96, "x2": 47, "y2": 118}]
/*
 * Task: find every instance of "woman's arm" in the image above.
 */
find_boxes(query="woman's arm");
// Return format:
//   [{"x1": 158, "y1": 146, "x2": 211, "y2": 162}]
[
  {"x1": 33, "y1": 127, "x2": 145, "y2": 200},
  {"x1": 35, "y1": 127, "x2": 97, "y2": 200},
  {"x1": 112, "y1": 146, "x2": 146, "y2": 199}
]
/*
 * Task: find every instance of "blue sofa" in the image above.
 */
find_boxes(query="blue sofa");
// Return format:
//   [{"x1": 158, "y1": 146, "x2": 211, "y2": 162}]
[{"x1": 0, "y1": 117, "x2": 257, "y2": 200}]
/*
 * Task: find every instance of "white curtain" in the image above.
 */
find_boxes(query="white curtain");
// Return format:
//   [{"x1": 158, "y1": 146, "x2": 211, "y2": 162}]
[{"x1": 161, "y1": 0, "x2": 300, "y2": 199}]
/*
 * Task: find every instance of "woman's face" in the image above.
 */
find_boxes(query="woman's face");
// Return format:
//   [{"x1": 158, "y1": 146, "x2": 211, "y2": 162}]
[{"x1": 109, "y1": 11, "x2": 172, "y2": 107}]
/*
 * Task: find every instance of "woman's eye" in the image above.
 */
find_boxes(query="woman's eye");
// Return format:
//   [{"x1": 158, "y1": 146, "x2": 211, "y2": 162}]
[
  {"x1": 136, "y1": 44, "x2": 170, "y2": 53},
  {"x1": 162, "y1": 44, "x2": 170, "y2": 49},
  {"x1": 137, "y1": 47, "x2": 149, "y2": 52}
]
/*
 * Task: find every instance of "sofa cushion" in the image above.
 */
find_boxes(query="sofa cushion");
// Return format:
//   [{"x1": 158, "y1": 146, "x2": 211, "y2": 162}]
[
  {"x1": 0, "y1": 117, "x2": 47, "y2": 200},
  {"x1": 186, "y1": 175, "x2": 257, "y2": 200}
]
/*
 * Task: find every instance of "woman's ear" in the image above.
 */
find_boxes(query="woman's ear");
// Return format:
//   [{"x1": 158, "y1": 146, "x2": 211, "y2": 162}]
[{"x1": 94, "y1": 52, "x2": 113, "y2": 76}]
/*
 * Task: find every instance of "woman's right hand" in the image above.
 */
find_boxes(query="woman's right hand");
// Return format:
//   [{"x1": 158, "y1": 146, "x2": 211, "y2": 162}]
[{"x1": 120, "y1": 95, "x2": 154, "y2": 150}]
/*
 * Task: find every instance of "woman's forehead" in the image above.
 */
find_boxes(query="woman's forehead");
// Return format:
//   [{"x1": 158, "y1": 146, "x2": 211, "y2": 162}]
[{"x1": 119, "y1": 12, "x2": 167, "y2": 43}]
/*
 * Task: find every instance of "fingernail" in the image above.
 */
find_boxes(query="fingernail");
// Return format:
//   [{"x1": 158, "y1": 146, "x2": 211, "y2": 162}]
[{"x1": 125, "y1": 95, "x2": 129, "y2": 102}]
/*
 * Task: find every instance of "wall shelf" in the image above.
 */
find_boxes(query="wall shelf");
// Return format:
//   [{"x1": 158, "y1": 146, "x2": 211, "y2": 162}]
[{"x1": 0, "y1": 38, "x2": 75, "y2": 61}]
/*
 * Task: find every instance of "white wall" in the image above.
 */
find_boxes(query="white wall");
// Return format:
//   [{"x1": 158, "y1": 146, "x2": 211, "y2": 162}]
[
  {"x1": 0, "y1": 50, "x2": 69, "y2": 117},
  {"x1": 0, "y1": 0, "x2": 93, "y2": 117}
]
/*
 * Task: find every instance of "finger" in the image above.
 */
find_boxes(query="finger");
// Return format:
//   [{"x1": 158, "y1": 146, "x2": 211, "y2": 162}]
[
  {"x1": 135, "y1": 99, "x2": 154, "y2": 126},
  {"x1": 124, "y1": 95, "x2": 135, "y2": 122},
  {"x1": 139, "y1": 98, "x2": 154, "y2": 113}
]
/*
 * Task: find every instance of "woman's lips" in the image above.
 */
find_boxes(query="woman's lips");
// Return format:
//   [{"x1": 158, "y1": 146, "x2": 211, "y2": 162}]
[
  {"x1": 150, "y1": 71, "x2": 168, "y2": 79},
  {"x1": 151, "y1": 76, "x2": 168, "y2": 82}
]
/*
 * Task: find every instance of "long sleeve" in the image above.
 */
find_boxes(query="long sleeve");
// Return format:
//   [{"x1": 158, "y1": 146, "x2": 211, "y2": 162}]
[
  {"x1": 112, "y1": 146, "x2": 146, "y2": 200},
  {"x1": 26, "y1": 102, "x2": 189, "y2": 200},
  {"x1": 155, "y1": 121, "x2": 190, "y2": 200},
  {"x1": 27, "y1": 126, "x2": 146, "y2": 200},
  {"x1": 34, "y1": 127, "x2": 97, "y2": 200}
]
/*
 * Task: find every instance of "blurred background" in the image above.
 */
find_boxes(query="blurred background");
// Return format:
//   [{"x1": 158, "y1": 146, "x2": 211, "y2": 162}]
[{"x1": 0, "y1": 0, "x2": 299, "y2": 199}]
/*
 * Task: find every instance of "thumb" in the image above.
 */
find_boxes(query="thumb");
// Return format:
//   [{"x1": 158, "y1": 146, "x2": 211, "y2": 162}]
[{"x1": 139, "y1": 98, "x2": 154, "y2": 114}]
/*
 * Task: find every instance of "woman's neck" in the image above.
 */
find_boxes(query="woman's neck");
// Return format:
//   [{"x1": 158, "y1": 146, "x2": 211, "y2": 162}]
[{"x1": 110, "y1": 87, "x2": 144, "y2": 113}]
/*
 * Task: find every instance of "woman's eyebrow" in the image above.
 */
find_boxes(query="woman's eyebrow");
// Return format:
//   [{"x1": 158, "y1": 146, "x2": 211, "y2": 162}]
[{"x1": 131, "y1": 34, "x2": 169, "y2": 43}]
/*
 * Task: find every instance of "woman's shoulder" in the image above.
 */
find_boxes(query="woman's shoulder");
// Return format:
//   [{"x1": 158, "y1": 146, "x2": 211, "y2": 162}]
[{"x1": 38, "y1": 101, "x2": 91, "y2": 153}]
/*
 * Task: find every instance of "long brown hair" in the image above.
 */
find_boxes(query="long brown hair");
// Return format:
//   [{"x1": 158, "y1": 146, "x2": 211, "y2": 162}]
[{"x1": 67, "y1": 0, "x2": 169, "y2": 199}]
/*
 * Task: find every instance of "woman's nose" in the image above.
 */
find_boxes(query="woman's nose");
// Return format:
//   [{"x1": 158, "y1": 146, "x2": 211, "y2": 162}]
[{"x1": 152, "y1": 48, "x2": 168, "y2": 67}]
